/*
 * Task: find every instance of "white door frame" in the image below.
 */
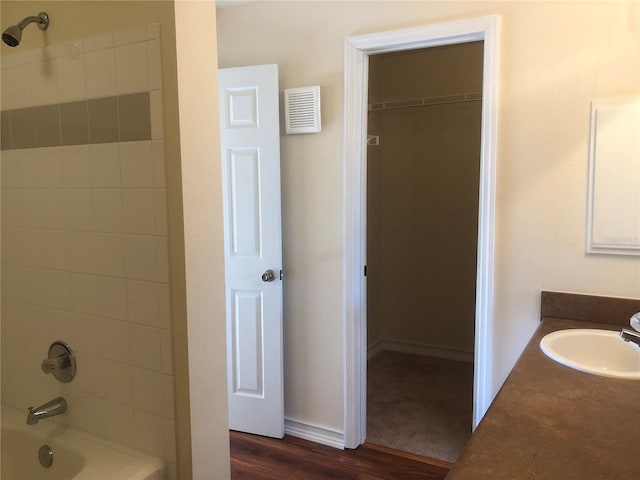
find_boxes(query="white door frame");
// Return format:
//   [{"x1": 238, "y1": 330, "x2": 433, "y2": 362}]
[{"x1": 342, "y1": 15, "x2": 500, "y2": 449}]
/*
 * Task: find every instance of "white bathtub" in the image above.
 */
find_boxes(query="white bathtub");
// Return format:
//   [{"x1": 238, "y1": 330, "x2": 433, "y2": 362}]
[{"x1": 1, "y1": 405, "x2": 165, "y2": 480}]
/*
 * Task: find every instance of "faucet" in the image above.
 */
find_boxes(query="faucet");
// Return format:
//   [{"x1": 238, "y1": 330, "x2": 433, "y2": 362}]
[
  {"x1": 620, "y1": 312, "x2": 640, "y2": 348},
  {"x1": 26, "y1": 397, "x2": 67, "y2": 425}
]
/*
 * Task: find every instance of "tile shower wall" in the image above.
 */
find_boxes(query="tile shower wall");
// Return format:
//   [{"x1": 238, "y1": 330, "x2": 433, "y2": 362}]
[{"x1": 0, "y1": 24, "x2": 176, "y2": 471}]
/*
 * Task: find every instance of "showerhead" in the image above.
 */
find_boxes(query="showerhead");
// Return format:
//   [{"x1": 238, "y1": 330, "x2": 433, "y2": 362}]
[{"x1": 2, "y1": 12, "x2": 49, "y2": 47}]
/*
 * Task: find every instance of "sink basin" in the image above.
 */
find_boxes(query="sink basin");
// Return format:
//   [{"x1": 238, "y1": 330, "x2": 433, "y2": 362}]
[{"x1": 540, "y1": 329, "x2": 640, "y2": 379}]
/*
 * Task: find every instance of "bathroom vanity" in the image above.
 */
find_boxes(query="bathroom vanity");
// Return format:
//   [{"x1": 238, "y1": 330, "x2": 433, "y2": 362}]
[{"x1": 446, "y1": 291, "x2": 640, "y2": 480}]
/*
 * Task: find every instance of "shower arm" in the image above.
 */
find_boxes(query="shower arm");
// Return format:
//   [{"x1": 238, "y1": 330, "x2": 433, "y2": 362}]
[{"x1": 17, "y1": 14, "x2": 49, "y2": 31}]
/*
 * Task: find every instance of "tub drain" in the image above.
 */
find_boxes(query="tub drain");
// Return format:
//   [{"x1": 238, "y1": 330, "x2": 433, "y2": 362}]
[{"x1": 38, "y1": 445, "x2": 53, "y2": 468}]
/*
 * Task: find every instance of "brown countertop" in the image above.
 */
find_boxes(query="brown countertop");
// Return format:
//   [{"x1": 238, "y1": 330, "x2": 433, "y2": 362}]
[{"x1": 446, "y1": 318, "x2": 640, "y2": 480}]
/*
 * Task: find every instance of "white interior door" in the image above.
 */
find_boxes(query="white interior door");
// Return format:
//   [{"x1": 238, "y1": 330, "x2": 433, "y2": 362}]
[{"x1": 218, "y1": 64, "x2": 284, "y2": 438}]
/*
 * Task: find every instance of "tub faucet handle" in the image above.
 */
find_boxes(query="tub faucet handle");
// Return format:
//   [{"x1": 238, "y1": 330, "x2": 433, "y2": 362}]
[
  {"x1": 41, "y1": 354, "x2": 69, "y2": 373},
  {"x1": 41, "y1": 341, "x2": 76, "y2": 383}
]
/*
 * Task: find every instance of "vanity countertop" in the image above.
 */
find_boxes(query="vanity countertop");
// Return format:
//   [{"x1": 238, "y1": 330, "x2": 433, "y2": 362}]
[{"x1": 446, "y1": 317, "x2": 640, "y2": 480}]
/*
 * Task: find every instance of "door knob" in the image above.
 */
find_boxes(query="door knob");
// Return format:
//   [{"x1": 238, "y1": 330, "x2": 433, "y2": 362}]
[{"x1": 261, "y1": 270, "x2": 275, "y2": 282}]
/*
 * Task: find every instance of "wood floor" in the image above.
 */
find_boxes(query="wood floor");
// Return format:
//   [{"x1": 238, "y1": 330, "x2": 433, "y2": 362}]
[{"x1": 230, "y1": 431, "x2": 451, "y2": 480}]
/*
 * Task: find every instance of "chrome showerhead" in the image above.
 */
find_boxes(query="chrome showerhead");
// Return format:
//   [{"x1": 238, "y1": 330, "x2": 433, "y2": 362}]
[{"x1": 2, "y1": 12, "x2": 49, "y2": 47}]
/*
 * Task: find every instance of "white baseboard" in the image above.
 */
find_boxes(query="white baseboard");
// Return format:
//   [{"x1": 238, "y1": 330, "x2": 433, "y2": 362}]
[
  {"x1": 284, "y1": 418, "x2": 344, "y2": 450},
  {"x1": 370, "y1": 339, "x2": 474, "y2": 363}
]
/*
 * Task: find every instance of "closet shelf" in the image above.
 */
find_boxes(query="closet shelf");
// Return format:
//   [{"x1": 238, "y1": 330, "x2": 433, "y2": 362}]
[{"x1": 369, "y1": 92, "x2": 481, "y2": 112}]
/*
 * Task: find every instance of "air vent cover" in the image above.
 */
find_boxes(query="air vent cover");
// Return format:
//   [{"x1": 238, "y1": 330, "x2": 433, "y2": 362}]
[{"x1": 284, "y1": 86, "x2": 321, "y2": 134}]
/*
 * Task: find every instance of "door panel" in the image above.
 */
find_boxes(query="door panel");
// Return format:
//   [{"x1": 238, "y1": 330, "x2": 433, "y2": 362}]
[{"x1": 230, "y1": 289, "x2": 264, "y2": 396}]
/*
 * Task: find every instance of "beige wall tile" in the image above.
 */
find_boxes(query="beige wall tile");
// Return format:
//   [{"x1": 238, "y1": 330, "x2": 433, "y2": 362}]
[
  {"x1": 57, "y1": 54, "x2": 87, "y2": 103},
  {"x1": 16, "y1": 189, "x2": 42, "y2": 228},
  {"x1": 85, "y1": 48, "x2": 117, "y2": 98},
  {"x1": 100, "y1": 319, "x2": 131, "y2": 364},
  {"x1": 151, "y1": 141, "x2": 165, "y2": 187},
  {"x1": 146, "y1": 23, "x2": 160, "y2": 41},
  {"x1": 62, "y1": 145, "x2": 92, "y2": 187},
  {"x1": 64, "y1": 189, "x2": 93, "y2": 230},
  {"x1": 115, "y1": 42, "x2": 149, "y2": 94},
  {"x1": 22, "y1": 304, "x2": 47, "y2": 346},
  {"x1": 93, "y1": 233, "x2": 125, "y2": 277},
  {"x1": 133, "y1": 409, "x2": 165, "y2": 457},
  {"x1": 21, "y1": 228, "x2": 43, "y2": 266},
  {"x1": 115, "y1": 25, "x2": 147, "y2": 46},
  {"x1": 148, "y1": 39, "x2": 162, "y2": 90},
  {"x1": 1, "y1": 150, "x2": 23, "y2": 187},
  {"x1": 41, "y1": 269, "x2": 71, "y2": 311},
  {"x1": 1, "y1": 228, "x2": 21, "y2": 263},
  {"x1": 120, "y1": 141, "x2": 153, "y2": 187},
  {"x1": 127, "y1": 279, "x2": 159, "y2": 326},
  {"x1": 160, "y1": 328, "x2": 173, "y2": 375},
  {"x1": 36, "y1": 147, "x2": 64, "y2": 187},
  {"x1": 31, "y1": 60, "x2": 59, "y2": 106},
  {"x1": 1, "y1": 110, "x2": 12, "y2": 149},
  {"x1": 69, "y1": 273, "x2": 99, "y2": 315},
  {"x1": 39, "y1": 189, "x2": 66, "y2": 229},
  {"x1": 73, "y1": 392, "x2": 107, "y2": 437},
  {"x1": 83, "y1": 33, "x2": 114, "y2": 52},
  {"x1": 2, "y1": 64, "x2": 33, "y2": 110},
  {"x1": 74, "y1": 353, "x2": 105, "y2": 398},
  {"x1": 122, "y1": 189, "x2": 155, "y2": 235},
  {"x1": 96, "y1": 275, "x2": 128, "y2": 320},
  {"x1": 104, "y1": 401, "x2": 135, "y2": 448},
  {"x1": 157, "y1": 284, "x2": 171, "y2": 330},
  {"x1": 40, "y1": 230, "x2": 69, "y2": 271},
  {"x1": 71, "y1": 313, "x2": 103, "y2": 354},
  {"x1": 162, "y1": 375, "x2": 175, "y2": 420},
  {"x1": 92, "y1": 189, "x2": 123, "y2": 233},
  {"x1": 10, "y1": 149, "x2": 39, "y2": 187},
  {"x1": 153, "y1": 189, "x2": 168, "y2": 235},
  {"x1": 132, "y1": 367, "x2": 164, "y2": 415},
  {"x1": 123, "y1": 234, "x2": 157, "y2": 281},
  {"x1": 129, "y1": 324, "x2": 161, "y2": 371},
  {"x1": 103, "y1": 360, "x2": 133, "y2": 405},
  {"x1": 65, "y1": 231, "x2": 95, "y2": 273},
  {"x1": 90, "y1": 143, "x2": 121, "y2": 187},
  {"x1": 156, "y1": 237, "x2": 169, "y2": 283}
]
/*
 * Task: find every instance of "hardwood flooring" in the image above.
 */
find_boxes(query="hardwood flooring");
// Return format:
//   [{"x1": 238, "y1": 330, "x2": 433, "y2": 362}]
[{"x1": 230, "y1": 431, "x2": 451, "y2": 480}]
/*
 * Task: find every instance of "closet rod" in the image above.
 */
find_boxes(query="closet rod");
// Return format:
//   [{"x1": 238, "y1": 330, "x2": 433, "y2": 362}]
[{"x1": 369, "y1": 92, "x2": 481, "y2": 112}]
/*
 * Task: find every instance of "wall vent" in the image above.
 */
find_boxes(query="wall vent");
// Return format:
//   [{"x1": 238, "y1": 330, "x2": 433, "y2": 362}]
[{"x1": 284, "y1": 86, "x2": 321, "y2": 134}]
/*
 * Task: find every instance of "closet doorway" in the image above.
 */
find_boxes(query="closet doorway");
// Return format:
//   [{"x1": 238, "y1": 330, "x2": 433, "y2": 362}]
[{"x1": 365, "y1": 42, "x2": 483, "y2": 463}]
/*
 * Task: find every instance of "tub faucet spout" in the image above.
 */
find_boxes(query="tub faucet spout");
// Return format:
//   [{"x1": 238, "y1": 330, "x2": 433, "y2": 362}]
[{"x1": 26, "y1": 396, "x2": 67, "y2": 425}]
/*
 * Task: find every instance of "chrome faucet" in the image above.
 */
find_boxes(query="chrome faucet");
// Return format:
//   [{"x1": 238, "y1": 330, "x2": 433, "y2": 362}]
[
  {"x1": 26, "y1": 397, "x2": 67, "y2": 425},
  {"x1": 620, "y1": 312, "x2": 640, "y2": 348}
]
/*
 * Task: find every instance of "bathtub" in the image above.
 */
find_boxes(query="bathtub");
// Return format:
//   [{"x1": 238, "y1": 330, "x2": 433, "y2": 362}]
[{"x1": 1, "y1": 405, "x2": 165, "y2": 480}]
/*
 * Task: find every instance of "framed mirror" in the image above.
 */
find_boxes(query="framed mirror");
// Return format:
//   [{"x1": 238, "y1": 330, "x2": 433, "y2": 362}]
[{"x1": 586, "y1": 96, "x2": 640, "y2": 255}]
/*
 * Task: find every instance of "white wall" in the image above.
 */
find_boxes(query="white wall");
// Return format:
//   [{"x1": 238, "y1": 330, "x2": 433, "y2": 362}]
[{"x1": 217, "y1": 0, "x2": 640, "y2": 433}]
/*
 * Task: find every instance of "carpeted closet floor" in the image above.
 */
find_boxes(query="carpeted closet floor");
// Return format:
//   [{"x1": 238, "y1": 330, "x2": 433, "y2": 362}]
[{"x1": 366, "y1": 350, "x2": 473, "y2": 463}]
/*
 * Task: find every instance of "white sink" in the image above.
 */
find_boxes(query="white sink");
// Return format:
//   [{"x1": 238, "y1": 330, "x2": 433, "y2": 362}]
[{"x1": 540, "y1": 329, "x2": 640, "y2": 379}]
